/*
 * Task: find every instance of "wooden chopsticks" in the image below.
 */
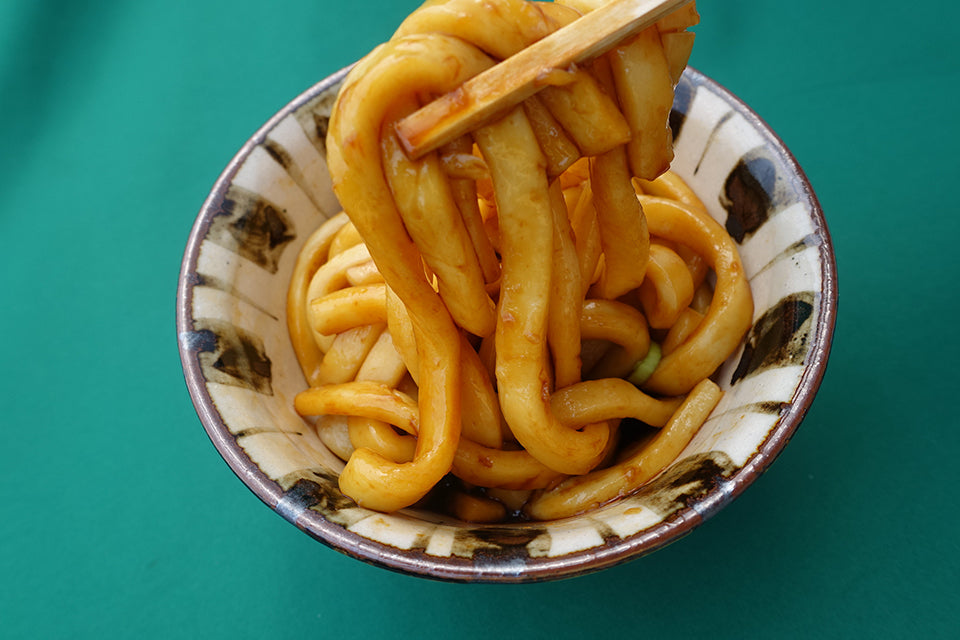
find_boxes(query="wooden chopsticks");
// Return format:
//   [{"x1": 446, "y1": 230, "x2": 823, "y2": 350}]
[{"x1": 394, "y1": 0, "x2": 692, "y2": 159}]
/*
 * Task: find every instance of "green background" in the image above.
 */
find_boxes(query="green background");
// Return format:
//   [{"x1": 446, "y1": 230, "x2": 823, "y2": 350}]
[{"x1": 2, "y1": 1, "x2": 957, "y2": 637}]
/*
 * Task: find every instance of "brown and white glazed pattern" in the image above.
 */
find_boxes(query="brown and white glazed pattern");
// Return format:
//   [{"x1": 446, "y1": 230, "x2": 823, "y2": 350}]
[{"x1": 178, "y1": 67, "x2": 837, "y2": 583}]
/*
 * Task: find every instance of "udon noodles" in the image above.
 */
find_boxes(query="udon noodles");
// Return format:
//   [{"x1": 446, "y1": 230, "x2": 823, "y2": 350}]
[{"x1": 287, "y1": 0, "x2": 753, "y2": 522}]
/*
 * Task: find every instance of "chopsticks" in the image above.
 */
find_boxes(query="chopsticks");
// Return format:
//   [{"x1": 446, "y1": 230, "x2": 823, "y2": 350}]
[{"x1": 395, "y1": 0, "x2": 692, "y2": 159}]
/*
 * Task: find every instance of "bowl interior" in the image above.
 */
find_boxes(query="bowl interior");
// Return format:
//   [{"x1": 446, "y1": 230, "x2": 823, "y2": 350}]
[{"x1": 177, "y1": 66, "x2": 836, "y2": 582}]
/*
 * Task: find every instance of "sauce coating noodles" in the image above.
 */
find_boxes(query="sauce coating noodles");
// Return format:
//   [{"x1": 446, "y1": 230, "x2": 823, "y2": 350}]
[{"x1": 288, "y1": 0, "x2": 753, "y2": 521}]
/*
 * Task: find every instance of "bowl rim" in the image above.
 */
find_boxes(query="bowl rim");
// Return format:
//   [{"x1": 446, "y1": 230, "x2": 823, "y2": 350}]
[{"x1": 177, "y1": 64, "x2": 838, "y2": 583}]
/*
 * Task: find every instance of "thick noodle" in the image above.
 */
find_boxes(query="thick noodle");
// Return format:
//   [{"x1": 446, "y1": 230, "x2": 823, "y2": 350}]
[{"x1": 288, "y1": 0, "x2": 753, "y2": 521}]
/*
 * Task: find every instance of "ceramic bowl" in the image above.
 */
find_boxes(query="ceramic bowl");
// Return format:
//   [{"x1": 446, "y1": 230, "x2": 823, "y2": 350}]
[{"x1": 177, "y1": 65, "x2": 837, "y2": 582}]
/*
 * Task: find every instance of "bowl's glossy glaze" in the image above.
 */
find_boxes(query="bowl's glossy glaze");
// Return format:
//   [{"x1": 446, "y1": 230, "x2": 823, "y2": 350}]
[{"x1": 177, "y1": 66, "x2": 836, "y2": 582}]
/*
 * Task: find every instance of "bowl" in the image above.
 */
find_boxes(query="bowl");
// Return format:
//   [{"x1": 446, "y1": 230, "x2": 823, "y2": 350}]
[{"x1": 177, "y1": 65, "x2": 837, "y2": 582}]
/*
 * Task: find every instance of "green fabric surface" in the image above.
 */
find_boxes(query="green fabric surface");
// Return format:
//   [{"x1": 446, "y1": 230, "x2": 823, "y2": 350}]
[{"x1": 2, "y1": 1, "x2": 957, "y2": 637}]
